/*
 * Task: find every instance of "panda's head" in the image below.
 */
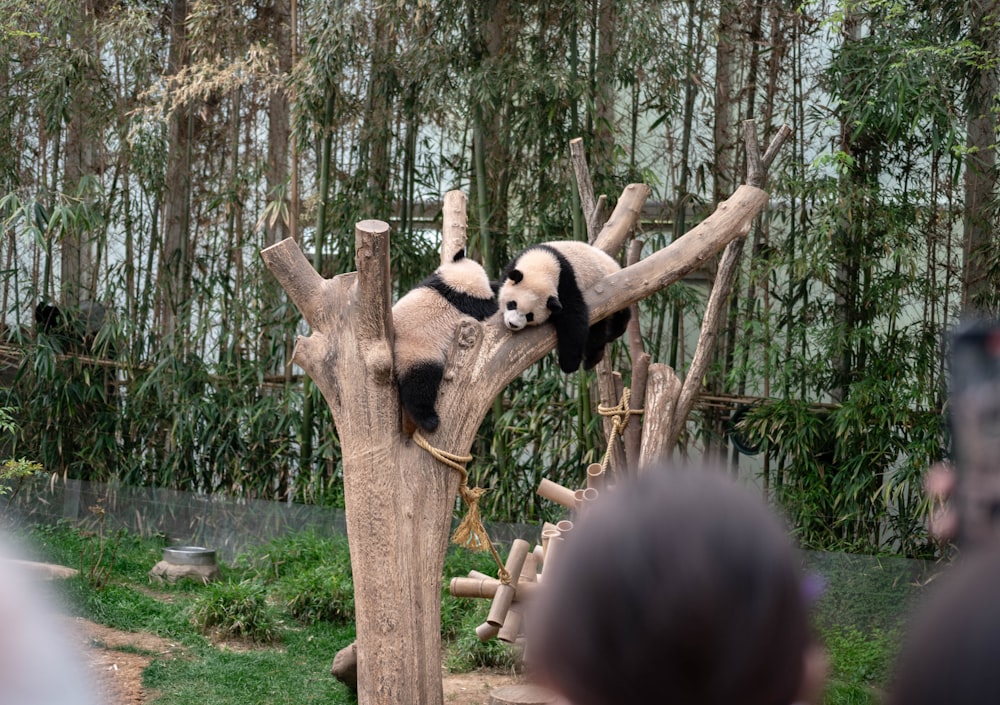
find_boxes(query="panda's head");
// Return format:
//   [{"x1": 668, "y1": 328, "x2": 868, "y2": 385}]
[
  {"x1": 498, "y1": 247, "x2": 563, "y2": 331},
  {"x1": 436, "y1": 249, "x2": 494, "y2": 299}
]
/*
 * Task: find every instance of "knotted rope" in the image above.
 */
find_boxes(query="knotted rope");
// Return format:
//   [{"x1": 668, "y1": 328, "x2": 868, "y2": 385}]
[
  {"x1": 412, "y1": 430, "x2": 510, "y2": 584},
  {"x1": 596, "y1": 387, "x2": 644, "y2": 475}
]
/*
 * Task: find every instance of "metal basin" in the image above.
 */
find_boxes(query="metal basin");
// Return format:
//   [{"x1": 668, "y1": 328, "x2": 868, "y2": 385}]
[{"x1": 162, "y1": 546, "x2": 217, "y2": 566}]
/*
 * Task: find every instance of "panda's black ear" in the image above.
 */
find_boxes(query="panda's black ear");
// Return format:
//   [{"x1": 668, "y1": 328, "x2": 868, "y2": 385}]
[
  {"x1": 508, "y1": 269, "x2": 524, "y2": 284},
  {"x1": 546, "y1": 296, "x2": 562, "y2": 313},
  {"x1": 452, "y1": 249, "x2": 466, "y2": 262}
]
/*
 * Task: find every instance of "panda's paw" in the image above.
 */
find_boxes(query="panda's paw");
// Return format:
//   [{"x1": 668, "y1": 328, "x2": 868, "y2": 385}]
[
  {"x1": 583, "y1": 346, "x2": 606, "y2": 370},
  {"x1": 418, "y1": 413, "x2": 441, "y2": 432},
  {"x1": 558, "y1": 352, "x2": 583, "y2": 374}
]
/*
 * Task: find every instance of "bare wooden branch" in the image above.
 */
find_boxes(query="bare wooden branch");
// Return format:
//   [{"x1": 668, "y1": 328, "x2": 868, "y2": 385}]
[
  {"x1": 569, "y1": 138, "x2": 599, "y2": 242},
  {"x1": 593, "y1": 194, "x2": 608, "y2": 233},
  {"x1": 744, "y1": 123, "x2": 764, "y2": 189},
  {"x1": 588, "y1": 184, "x2": 767, "y2": 321},
  {"x1": 261, "y1": 238, "x2": 332, "y2": 330},
  {"x1": 640, "y1": 363, "x2": 682, "y2": 472},
  {"x1": 624, "y1": 352, "x2": 650, "y2": 467},
  {"x1": 354, "y1": 220, "x2": 393, "y2": 381},
  {"x1": 592, "y1": 183, "x2": 649, "y2": 255},
  {"x1": 623, "y1": 239, "x2": 649, "y2": 471},
  {"x1": 441, "y1": 190, "x2": 469, "y2": 264},
  {"x1": 762, "y1": 124, "x2": 793, "y2": 171},
  {"x1": 667, "y1": 236, "x2": 744, "y2": 449},
  {"x1": 666, "y1": 122, "x2": 790, "y2": 451}
]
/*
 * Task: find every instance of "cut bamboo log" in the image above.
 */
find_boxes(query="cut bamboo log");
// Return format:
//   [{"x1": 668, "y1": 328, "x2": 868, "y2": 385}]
[
  {"x1": 486, "y1": 539, "x2": 531, "y2": 627},
  {"x1": 537, "y1": 478, "x2": 577, "y2": 509}
]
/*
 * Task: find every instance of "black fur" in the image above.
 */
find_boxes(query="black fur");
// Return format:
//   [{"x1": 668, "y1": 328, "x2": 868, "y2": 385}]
[
  {"x1": 536, "y1": 245, "x2": 590, "y2": 373},
  {"x1": 583, "y1": 308, "x2": 631, "y2": 369},
  {"x1": 506, "y1": 244, "x2": 631, "y2": 373},
  {"x1": 422, "y1": 273, "x2": 499, "y2": 321},
  {"x1": 398, "y1": 361, "x2": 445, "y2": 432}
]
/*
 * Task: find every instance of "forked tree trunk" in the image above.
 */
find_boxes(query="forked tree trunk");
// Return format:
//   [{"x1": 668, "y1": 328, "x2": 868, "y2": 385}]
[{"x1": 261, "y1": 183, "x2": 769, "y2": 705}]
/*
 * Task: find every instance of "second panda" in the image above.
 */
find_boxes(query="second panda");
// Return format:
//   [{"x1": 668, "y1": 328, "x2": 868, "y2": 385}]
[
  {"x1": 392, "y1": 249, "x2": 498, "y2": 434},
  {"x1": 498, "y1": 240, "x2": 630, "y2": 373}
]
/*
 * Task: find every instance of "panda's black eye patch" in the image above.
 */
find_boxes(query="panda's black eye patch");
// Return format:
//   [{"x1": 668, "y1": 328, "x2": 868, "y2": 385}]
[
  {"x1": 506, "y1": 301, "x2": 517, "y2": 310},
  {"x1": 526, "y1": 313, "x2": 534, "y2": 322}
]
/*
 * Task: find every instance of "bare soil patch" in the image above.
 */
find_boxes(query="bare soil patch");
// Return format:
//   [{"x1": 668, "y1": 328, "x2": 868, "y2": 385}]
[
  {"x1": 66, "y1": 616, "x2": 183, "y2": 705},
  {"x1": 70, "y1": 617, "x2": 519, "y2": 705}
]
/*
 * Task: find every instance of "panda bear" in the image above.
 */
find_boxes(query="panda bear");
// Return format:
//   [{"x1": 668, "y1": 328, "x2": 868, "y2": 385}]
[
  {"x1": 392, "y1": 249, "x2": 498, "y2": 434},
  {"x1": 498, "y1": 240, "x2": 630, "y2": 373}
]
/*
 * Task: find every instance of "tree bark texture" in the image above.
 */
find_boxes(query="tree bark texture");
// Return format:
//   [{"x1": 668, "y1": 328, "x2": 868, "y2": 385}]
[
  {"x1": 962, "y1": 0, "x2": 999, "y2": 314},
  {"x1": 61, "y1": 0, "x2": 104, "y2": 307},
  {"x1": 159, "y1": 0, "x2": 191, "y2": 341},
  {"x1": 261, "y1": 180, "x2": 770, "y2": 705}
]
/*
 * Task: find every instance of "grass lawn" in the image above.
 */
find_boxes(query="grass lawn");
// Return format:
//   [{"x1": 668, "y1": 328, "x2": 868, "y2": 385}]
[
  {"x1": 17, "y1": 523, "x2": 513, "y2": 705},
  {"x1": 11, "y1": 522, "x2": 908, "y2": 705}
]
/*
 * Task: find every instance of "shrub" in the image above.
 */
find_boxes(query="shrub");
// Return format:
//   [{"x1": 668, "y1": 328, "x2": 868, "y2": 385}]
[
  {"x1": 190, "y1": 579, "x2": 281, "y2": 644},
  {"x1": 277, "y1": 564, "x2": 355, "y2": 624}
]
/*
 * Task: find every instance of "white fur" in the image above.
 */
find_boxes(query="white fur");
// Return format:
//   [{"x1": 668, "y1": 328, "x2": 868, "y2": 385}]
[
  {"x1": 499, "y1": 241, "x2": 620, "y2": 331},
  {"x1": 392, "y1": 258, "x2": 494, "y2": 374}
]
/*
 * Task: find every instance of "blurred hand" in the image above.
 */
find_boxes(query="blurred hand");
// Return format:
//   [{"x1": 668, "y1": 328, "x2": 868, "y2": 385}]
[
  {"x1": 925, "y1": 462, "x2": 957, "y2": 543},
  {"x1": 795, "y1": 641, "x2": 830, "y2": 705}
]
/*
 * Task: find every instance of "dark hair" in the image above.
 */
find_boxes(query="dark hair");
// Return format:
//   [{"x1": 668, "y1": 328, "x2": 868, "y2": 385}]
[
  {"x1": 888, "y1": 547, "x2": 1000, "y2": 705},
  {"x1": 528, "y1": 467, "x2": 808, "y2": 705}
]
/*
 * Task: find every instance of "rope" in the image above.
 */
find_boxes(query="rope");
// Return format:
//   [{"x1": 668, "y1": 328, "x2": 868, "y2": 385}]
[
  {"x1": 596, "y1": 387, "x2": 645, "y2": 475},
  {"x1": 412, "y1": 430, "x2": 510, "y2": 584}
]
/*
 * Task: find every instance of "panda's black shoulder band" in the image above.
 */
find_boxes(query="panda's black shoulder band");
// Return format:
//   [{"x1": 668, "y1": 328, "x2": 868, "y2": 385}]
[{"x1": 423, "y1": 274, "x2": 499, "y2": 321}]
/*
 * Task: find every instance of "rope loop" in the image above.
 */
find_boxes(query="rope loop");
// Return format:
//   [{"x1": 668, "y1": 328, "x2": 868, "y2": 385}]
[
  {"x1": 596, "y1": 388, "x2": 645, "y2": 474},
  {"x1": 412, "y1": 430, "x2": 510, "y2": 584}
]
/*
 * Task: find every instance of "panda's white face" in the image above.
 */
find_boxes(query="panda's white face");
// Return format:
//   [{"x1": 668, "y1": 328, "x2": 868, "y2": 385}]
[
  {"x1": 502, "y1": 292, "x2": 544, "y2": 330},
  {"x1": 498, "y1": 248, "x2": 562, "y2": 331}
]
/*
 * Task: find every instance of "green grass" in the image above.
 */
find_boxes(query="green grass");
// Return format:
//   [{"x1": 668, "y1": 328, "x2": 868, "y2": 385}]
[
  {"x1": 16, "y1": 523, "x2": 903, "y2": 705},
  {"x1": 821, "y1": 625, "x2": 897, "y2": 705},
  {"x1": 21, "y1": 524, "x2": 360, "y2": 705},
  {"x1": 142, "y1": 624, "x2": 355, "y2": 705}
]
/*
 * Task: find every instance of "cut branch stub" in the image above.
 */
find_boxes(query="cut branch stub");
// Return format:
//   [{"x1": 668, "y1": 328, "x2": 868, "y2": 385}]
[{"x1": 354, "y1": 220, "x2": 393, "y2": 382}]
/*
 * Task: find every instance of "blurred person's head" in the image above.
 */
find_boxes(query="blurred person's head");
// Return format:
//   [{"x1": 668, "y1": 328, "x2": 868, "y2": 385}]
[
  {"x1": 528, "y1": 466, "x2": 809, "y2": 705},
  {"x1": 888, "y1": 547, "x2": 1000, "y2": 705}
]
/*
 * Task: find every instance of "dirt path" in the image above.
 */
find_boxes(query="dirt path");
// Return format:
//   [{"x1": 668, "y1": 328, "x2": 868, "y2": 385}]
[{"x1": 68, "y1": 617, "x2": 519, "y2": 705}]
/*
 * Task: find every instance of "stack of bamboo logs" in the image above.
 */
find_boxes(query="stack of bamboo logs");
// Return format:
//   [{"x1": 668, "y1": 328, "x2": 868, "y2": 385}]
[{"x1": 447, "y1": 463, "x2": 607, "y2": 647}]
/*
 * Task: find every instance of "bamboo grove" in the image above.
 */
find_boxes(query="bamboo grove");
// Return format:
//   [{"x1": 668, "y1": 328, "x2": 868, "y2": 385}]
[{"x1": 1, "y1": 0, "x2": 997, "y2": 557}]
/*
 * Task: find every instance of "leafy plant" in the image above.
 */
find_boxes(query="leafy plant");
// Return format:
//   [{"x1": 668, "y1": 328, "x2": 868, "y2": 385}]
[
  {"x1": 78, "y1": 500, "x2": 125, "y2": 591},
  {"x1": 0, "y1": 406, "x2": 42, "y2": 514},
  {"x1": 189, "y1": 579, "x2": 281, "y2": 644},
  {"x1": 276, "y1": 564, "x2": 354, "y2": 624},
  {"x1": 0, "y1": 458, "x2": 41, "y2": 497}
]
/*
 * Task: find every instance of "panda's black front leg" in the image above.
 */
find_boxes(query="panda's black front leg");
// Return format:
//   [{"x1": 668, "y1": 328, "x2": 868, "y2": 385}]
[
  {"x1": 397, "y1": 362, "x2": 444, "y2": 432},
  {"x1": 583, "y1": 318, "x2": 609, "y2": 369},
  {"x1": 552, "y1": 308, "x2": 589, "y2": 373}
]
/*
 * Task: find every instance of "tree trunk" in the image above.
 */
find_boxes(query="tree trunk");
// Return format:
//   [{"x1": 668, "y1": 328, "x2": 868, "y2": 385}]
[
  {"x1": 593, "y1": 0, "x2": 617, "y2": 190},
  {"x1": 261, "y1": 177, "x2": 772, "y2": 705},
  {"x1": 158, "y1": 0, "x2": 191, "y2": 343},
  {"x1": 61, "y1": 0, "x2": 103, "y2": 307},
  {"x1": 962, "y1": 0, "x2": 999, "y2": 315},
  {"x1": 712, "y1": 0, "x2": 739, "y2": 206},
  {"x1": 361, "y1": 6, "x2": 396, "y2": 215},
  {"x1": 831, "y1": 8, "x2": 863, "y2": 402},
  {"x1": 265, "y1": 0, "x2": 292, "y2": 247},
  {"x1": 704, "y1": 0, "x2": 742, "y2": 461}
]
